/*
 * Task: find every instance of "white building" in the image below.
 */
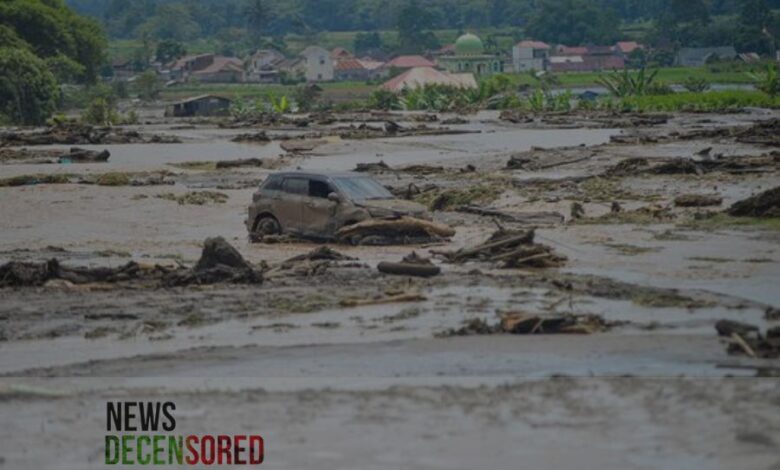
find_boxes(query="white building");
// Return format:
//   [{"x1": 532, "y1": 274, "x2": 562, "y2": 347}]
[
  {"x1": 300, "y1": 46, "x2": 334, "y2": 82},
  {"x1": 512, "y1": 40, "x2": 551, "y2": 72}
]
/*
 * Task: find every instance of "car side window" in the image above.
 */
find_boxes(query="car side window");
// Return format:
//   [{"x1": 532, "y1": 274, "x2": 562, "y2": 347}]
[
  {"x1": 309, "y1": 180, "x2": 333, "y2": 199},
  {"x1": 263, "y1": 176, "x2": 282, "y2": 191},
  {"x1": 282, "y1": 178, "x2": 308, "y2": 195}
]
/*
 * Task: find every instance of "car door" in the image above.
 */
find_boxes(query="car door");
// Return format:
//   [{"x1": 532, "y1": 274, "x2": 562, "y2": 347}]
[
  {"x1": 299, "y1": 177, "x2": 340, "y2": 237},
  {"x1": 277, "y1": 177, "x2": 309, "y2": 233}
]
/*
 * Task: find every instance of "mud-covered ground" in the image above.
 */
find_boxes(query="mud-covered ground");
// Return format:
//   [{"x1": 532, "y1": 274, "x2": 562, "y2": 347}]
[{"x1": 1, "y1": 109, "x2": 778, "y2": 469}]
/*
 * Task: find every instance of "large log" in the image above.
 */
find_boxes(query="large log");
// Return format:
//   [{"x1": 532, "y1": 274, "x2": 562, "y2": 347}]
[{"x1": 336, "y1": 216, "x2": 455, "y2": 239}]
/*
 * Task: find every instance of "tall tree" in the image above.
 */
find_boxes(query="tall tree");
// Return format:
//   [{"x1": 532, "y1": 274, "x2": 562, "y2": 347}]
[
  {"x1": 244, "y1": 0, "x2": 268, "y2": 46},
  {"x1": 525, "y1": 0, "x2": 619, "y2": 45},
  {"x1": 396, "y1": 0, "x2": 437, "y2": 53}
]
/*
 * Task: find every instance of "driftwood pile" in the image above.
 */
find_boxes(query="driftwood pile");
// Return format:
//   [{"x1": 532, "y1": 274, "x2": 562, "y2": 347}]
[
  {"x1": 439, "y1": 312, "x2": 611, "y2": 337},
  {"x1": 716, "y1": 320, "x2": 780, "y2": 359},
  {"x1": 336, "y1": 217, "x2": 455, "y2": 246},
  {"x1": 434, "y1": 228, "x2": 566, "y2": 268}
]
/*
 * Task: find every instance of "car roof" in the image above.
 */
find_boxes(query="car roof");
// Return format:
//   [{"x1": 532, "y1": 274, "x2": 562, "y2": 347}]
[{"x1": 272, "y1": 171, "x2": 367, "y2": 179}]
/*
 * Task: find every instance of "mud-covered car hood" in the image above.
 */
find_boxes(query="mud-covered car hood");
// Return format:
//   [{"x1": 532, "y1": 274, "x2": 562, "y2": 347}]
[{"x1": 356, "y1": 199, "x2": 429, "y2": 217}]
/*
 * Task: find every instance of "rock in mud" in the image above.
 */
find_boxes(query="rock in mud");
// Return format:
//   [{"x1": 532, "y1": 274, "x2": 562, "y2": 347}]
[
  {"x1": 59, "y1": 147, "x2": 110, "y2": 163},
  {"x1": 164, "y1": 237, "x2": 262, "y2": 286},
  {"x1": 728, "y1": 186, "x2": 780, "y2": 218},
  {"x1": 196, "y1": 237, "x2": 252, "y2": 271},
  {"x1": 674, "y1": 194, "x2": 723, "y2": 207}
]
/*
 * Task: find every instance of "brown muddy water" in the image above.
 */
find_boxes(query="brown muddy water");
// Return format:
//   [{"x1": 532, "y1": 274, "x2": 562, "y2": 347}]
[{"x1": 0, "y1": 111, "x2": 778, "y2": 469}]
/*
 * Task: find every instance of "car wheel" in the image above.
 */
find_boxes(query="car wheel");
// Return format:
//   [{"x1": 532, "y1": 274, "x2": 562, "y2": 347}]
[{"x1": 251, "y1": 216, "x2": 281, "y2": 242}]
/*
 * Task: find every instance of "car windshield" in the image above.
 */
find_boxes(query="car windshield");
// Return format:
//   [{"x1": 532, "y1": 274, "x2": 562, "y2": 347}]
[{"x1": 333, "y1": 176, "x2": 394, "y2": 201}]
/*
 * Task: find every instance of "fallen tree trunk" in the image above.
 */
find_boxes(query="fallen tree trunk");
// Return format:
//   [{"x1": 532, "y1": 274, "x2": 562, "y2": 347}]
[{"x1": 337, "y1": 216, "x2": 455, "y2": 240}]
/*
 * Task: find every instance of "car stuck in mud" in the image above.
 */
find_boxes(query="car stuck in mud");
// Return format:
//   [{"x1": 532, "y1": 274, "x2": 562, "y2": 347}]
[{"x1": 246, "y1": 171, "x2": 431, "y2": 242}]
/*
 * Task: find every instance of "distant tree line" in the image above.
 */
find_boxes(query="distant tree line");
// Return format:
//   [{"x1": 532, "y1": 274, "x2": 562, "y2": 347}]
[{"x1": 66, "y1": 0, "x2": 778, "y2": 56}]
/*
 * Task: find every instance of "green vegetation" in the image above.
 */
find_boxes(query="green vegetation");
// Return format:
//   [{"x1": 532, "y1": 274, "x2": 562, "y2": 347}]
[
  {"x1": 0, "y1": 48, "x2": 60, "y2": 125},
  {"x1": 0, "y1": 0, "x2": 106, "y2": 124},
  {"x1": 597, "y1": 68, "x2": 661, "y2": 97},
  {"x1": 749, "y1": 64, "x2": 779, "y2": 97},
  {"x1": 618, "y1": 90, "x2": 780, "y2": 111}
]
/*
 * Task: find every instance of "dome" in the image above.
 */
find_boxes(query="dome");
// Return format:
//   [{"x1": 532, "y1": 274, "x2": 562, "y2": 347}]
[{"x1": 455, "y1": 33, "x2": 484, "y2": 56}]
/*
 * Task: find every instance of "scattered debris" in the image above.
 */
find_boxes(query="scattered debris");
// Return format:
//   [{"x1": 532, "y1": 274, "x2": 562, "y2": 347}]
[
  {"x1": 378, "y1": 252, "x2": 441, "y2": 278},
  {"x1": 268, "y1": 247, "x2": 358, "y2": 277},
  {"x1": 354, "y1": 161, "x2": 391, "y2": 173},
  {"x1": 434, "y1": 229, "x2": 566, "y2": 268},
  {"x1": 715, "y1": 320, "x2": 780, "y2": 359},
  {"x1": 570, "y1": 202, "x2": 585, "y2": 220},
  {"x1": 215, "y1": 158, "x2": 265, "y2": 169},
  {"x1": 438, "y1": 312, "x2": 613, "y2": 337},
  {"x1": 156, "y1": 191, "x2": 228, "y2": 205},
  {"x1": 0, "y1": 124, "x2": 180, "y2": 146},
  {"x1": 0, "y1": 237, "x2": 261, "y2": 288},
  {"x1": 728, "y1": 186, "x2": 780, "y2": 218},
  {"x1": 674, "y1": 194, "x2": 723, "y2": 207},
  {"x1": 340, "y1": 292, "x2": 426, "y2": 307},
  {"x1": 456, "y1": 206, "x2": 564, "y2": 225},
  {"x1": 280, "y1": 138, "x2": 327, "y2": 154},
  {"x1": 231, "y1": 131, "x2": 270, "y2": 144}
]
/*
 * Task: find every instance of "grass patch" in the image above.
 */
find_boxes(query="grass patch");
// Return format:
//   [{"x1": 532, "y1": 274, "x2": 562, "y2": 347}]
[
  {"x1": 168, "y1": 161, "x2": 218, "y2": 171},
  {"x1": 632, "y1": 292, "x2": 711, "y2": 309},
  {"x1": 96, "y1": 172, "x2": 131, "y2": 186},
  {"x1": 155, "y1": 191, "x2": 229, "y2": 206},
  {"x1": 415, "y1": 183, "x2": 504, "y2": 211},
  {"x1": 619, "y1": 90, "x2": 780, "y2": 112},
  {"x1": 604, "y1": 243, "x2": 663, "y2": 256},
  {"x1": 0, "y1": 174, "x2": 72, "y2": 187}
]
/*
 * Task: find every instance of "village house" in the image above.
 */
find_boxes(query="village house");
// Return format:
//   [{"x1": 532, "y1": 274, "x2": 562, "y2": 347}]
[
  {"x1": 615, "y1": 41, "x2": 643, "y2": 57},
  {"x1": 334, "y1": 58, "x2": 371, "y2": 81},
  {"x1": 512, "y1": 40, "x2": 551, "y2": 72},
  {"x1": 675, "y1": 47, "x2": 737, "y2": 67},
  {"x1": 164, "y1": 95, "x2": 232, "y2": 117},
  {"x1": 246, "y1": 49, "x2": 286, "y2": 83},
  {"x1": 438, "y1": 33, "x2": 503, "y2": 76},
  {"x1": 300, "y1": 46, "x2": 334, "y2": 82},
  {"x1": 168, "y1": 53, "x2": 215, "y2": 81},
  {"x1": 111, "y1": 58, "x2": 134, "y2": 81},
  {"x1": 191, "y1": 56, "x2": 245, "y2": 83},
  {"x1": 331, "y1": 48, "x2": 353, "y2": 61},
  {"x1": 549, "y1": 45, "x2": 625, "y2": 72}
]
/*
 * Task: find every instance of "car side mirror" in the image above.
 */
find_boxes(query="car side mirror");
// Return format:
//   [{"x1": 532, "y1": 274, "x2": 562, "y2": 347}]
[{"x1": 327, "y1": 192, "x2": 341, "y2": 203}]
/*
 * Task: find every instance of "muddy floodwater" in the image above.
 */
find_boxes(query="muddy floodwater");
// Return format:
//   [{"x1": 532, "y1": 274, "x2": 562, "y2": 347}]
[{"x1": 1, "y1": 110, "x2": 779, "y2": 469}]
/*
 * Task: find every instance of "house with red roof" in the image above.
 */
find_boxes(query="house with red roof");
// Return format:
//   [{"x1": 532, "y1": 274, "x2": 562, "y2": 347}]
[
  {"x1": 512, "y1": 40, "x2": 551, "y2": 72},
  {"x1": 384, "y1": 55, "x2": 436, "y2": 70}
]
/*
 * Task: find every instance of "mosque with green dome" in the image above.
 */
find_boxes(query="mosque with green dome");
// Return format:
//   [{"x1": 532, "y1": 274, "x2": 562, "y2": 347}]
[{"x1": 438, "y1": 33, "x2": 503, "y2": 76}]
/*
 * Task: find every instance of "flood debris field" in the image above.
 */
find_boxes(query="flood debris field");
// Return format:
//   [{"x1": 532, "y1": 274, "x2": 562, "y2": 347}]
[{"x1": 1, "y1": 109, "x2": 779, "y2": 468}]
